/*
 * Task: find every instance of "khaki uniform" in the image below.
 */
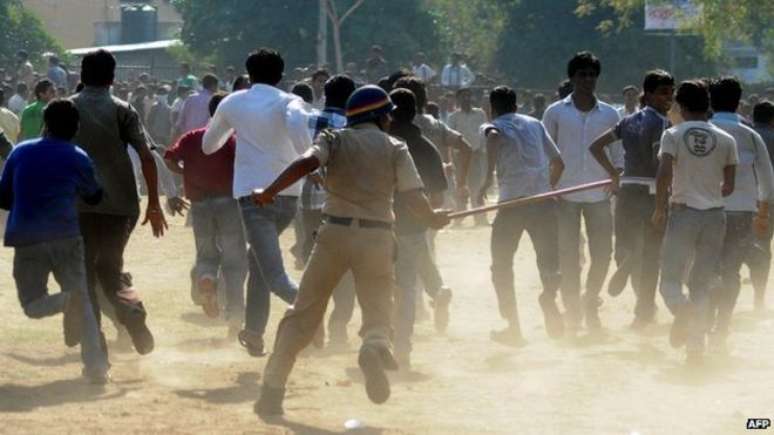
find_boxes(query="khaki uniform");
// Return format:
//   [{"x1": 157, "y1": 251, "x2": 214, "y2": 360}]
[{"x1": 263, "y1": 123, "x2": 424, "y2": 389}]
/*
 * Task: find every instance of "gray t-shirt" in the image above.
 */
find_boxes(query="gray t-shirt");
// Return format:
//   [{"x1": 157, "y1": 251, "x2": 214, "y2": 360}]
[
  {"x1": 659, "y1": 121, "x2": 738, "y2": 210},
  {"x1": 71, "y1": 87, "x2": 151, "y2": 217}
]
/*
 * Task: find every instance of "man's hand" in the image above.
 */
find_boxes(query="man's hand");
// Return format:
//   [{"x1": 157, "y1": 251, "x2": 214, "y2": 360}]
[
  {"x1": 754, "y1": 213, "x2": 769, "y2": 238},
  {"x1": 167, "y1": 197, "x2": 189, "y2": 216},
  {"x1": 142, "y1": 201, "x2": 168, "y2": 237},
  {"x1": 252, "y1": 188, "x2": 275, "y2": 206},
  {"x1": 722, "y1": 182, "x2": 734, "y2": 197},
  {"x1": 429, "y1": 209, "x2": 452, "y2": 229},
  {"x1": 651, "y1": 207, "x2": 667, "y2": 232},
  {"x1": 605, "y1": 174, "x2": 620, "y2": 195}
]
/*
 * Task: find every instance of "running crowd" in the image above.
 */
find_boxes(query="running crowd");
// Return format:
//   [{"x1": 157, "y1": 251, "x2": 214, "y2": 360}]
[{"x1": 1, "y1": 46, "x2": 774, "y2": 417}]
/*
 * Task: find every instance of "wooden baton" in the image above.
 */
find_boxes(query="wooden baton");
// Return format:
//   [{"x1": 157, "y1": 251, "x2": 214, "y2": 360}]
[{"x1": 448, "y1": 179, "x2": 614, "y2": 219}]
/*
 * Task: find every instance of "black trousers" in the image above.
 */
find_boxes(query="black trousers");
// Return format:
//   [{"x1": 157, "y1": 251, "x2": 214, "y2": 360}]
[{"x1": 79, "y1": 213, "x2": 143, "y2": 327}]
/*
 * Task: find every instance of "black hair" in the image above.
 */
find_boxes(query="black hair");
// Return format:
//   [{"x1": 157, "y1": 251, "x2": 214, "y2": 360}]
[
  {"x1": 709, "y1": 76, "x2": 743, "y2": 113},
  {"x1": 17, "y1": 50, "x2": 28, "y2": 59},
  {"x1": 16, "y1": 82, "x2": 28, "y2": 94},
  {"x1": 34, "y1": 79, "x2": 54, "y2": 99},
  {"x1": 387, "y1": 69, "x2": 412, "y2": 90},
  {"x1": 324, "y1": 74, "x2": 355, "y2": 109},
  {"x1": 311, "y1": 69, "x2": 330, "y2": 81},
  {"x1": 390, "y1": 88, "x2": 417, "y2": 123},
  {"x1": 232, "y1": 75, "x2": 250, "y2": 92},
  {"x1": 290, "y1": 82, "x2": 314, "y2": 104},
  {"x1": 490, "y1": 86, "x2": 517, "y2": 116},
  {"x1": 201, "y1": 74, "x2": 219, "y2": 91},
  {"x1": 392, "y1": 76, "x2": 427, "y2": 111},
  {"x1": 567, "y1": 51, "x2": 601, "y2": 78},
  {"x1": 376, "y1": 77, "x2": 392, "y2": 93},
  {"x1": 557, "y1": 79, "x2": 574, "y2": 99},
  {"x1": 425, "y1": 102, "x2": 440, "y2": 119},
  {"x1": 533, "y1": 93, "x2": 546, "y2": 105},
  {"x1": 208, "y1": 92, "x2": 227, "y2": 117},
  {"x1": 622, "y1": 85, "x2": 639, "y2": 95},
  {"x1": 49, "y1": 55, "x2": 60, "y2": 65},
  {"x1": 80, "y1": 49, "x2": 116, "y2": 87},
  {"x1": 245, "y1": 48, "x2": 284, "y2": 86},
  {"x1": 675, "y1": 80, "x2": 710, "y2": 114},
  {"x1": 456, "y1": 87, "x2": 472, "y2": 97},
  {"x1": 753, "y1": 101, "x2": 774, "y2": 125},
  {"x1": 642, "y1": 69, "x2": 674, "y2": 94},
  {"x1": 43, "y1": 99, "x2": 79, "y2": 140}
]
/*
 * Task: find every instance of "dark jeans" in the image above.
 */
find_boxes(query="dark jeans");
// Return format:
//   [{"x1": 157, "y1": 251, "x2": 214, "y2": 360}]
[
  {"x1": 491, "y1": 201, "x2": 561, "y2": 324},
  {"x1": 745, "y1": 212, "x2": 774, "y2": 305},
  {"x1": 240, "y1": 196, "x2": 299, "y2": 336},
  {"x1": 558, "y1": 199, "x2": 613, "y2": 326},
  {"x1": 711, "y1": 211, "x2": 754, "y2": 334},
  {"x1": 614, "y1": 185, "x2": 663, "y2": 320},
  {"x1": 79, "y1": 213, "x2": 144, "y2": 328},
  {"x1": 13, "y1": 237, "x2": 109, "y2": 373}
]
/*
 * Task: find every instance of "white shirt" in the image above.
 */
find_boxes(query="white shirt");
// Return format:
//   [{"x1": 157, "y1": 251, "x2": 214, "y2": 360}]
[
  {"x1": 542, "y1": 94, "x2": 622, "y2": 202},
  {"x1": 447, "y1": 108, "x2": 486, "y2": 151},
  {"x1": 441, "y1": 64, "x2": 475, "y2": 88},
  {"x1": 202, "y1": 83, "x2": 313, "y2": 198},
  {"x1": 7, "y1": 95, "x2": 27, "y2": 115},
  {"x1": 711, "y1": 112, "x2": 774, "y2": 212},
  {"x1": 659, "y1": 121, "x2": 738, "y2": 210},
  {"x1": 412, "y1": 64, "x2": 436, "y2": 82}
]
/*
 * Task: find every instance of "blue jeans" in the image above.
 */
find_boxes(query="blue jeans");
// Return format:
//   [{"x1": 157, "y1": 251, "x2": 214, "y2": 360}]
[
  {"x1": 191, "y1": 196, "x2": 248, "y2": 323},
  {"x1": 240, "y1": 196, "x2": 299, "y2": 336},
  {"x1": 13, "y1": 237, "x2": 109, "y2": 374},
  {"x1": 659, "y1": 206, "x2": 726, "y2": 352}
]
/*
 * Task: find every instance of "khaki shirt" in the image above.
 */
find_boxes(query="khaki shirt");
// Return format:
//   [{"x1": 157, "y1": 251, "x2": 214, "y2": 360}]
[{"x1": 309, "y1": 123, "x2": 424, "y2": 223}]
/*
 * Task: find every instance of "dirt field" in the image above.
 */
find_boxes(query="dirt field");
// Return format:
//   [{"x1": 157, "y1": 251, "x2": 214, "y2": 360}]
[{"x1": 1, "y1": 208, "x2": 773, "y2": 435}]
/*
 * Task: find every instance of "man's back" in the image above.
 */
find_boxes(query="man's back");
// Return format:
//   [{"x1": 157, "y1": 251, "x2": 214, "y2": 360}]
[
  {"x1": 20, "y1": 101, "x2": 45, "y2": 140},
  {"x1": 313, "y1": 124, "x2": 423, "y2": 223},
  {"x1": 660, "y1": 120, "x2": 738, "y2": 210},
  {"x1": 0, "y1": 138, "x2": 100, "y2": 246},
  {"x1": 71, "y1": 87, "x2": 146, "y2": 217},
  {"x1": 615, "y1": 107, "x2": 670, "y2": 179}
]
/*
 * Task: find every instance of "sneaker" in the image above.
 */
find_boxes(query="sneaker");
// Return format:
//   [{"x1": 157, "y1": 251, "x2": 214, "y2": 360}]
[
  {"x1": 82, "y1": 368, "x2": 111, "y2": 385},
  {"x1": 198, "y1": 276, "x2": 220, "y2": 318},
  {"x1": 358, "y1": 345, "x2": 391, "y2": 404},
  {"x1": 538, "y1": 293, "x2": 565, "y2": 339},
  {"x1": 123, "y1": 305, "x2": 155, "y2": 355},
  {"x1": 63, "y1": 291, "x2": 82, "y2": 348},
  {"x1": 432, "y1": 288, "x2": 452, "y2": 333},
  {"x1": 490, "y1": 327, "x2": 527, "y2": 347},
  {"x1": 238, "y1": 329, "x2": 266, "y2": 357},
  {"x1": 255, "y1": 385, "x2": 285, "y2": 417},
  {"x1": 607, "y1": 266, "x2": 629, "y2": 297},
  {"x1": 669, "y1": 304, "x2": 691, "y2": 349}
]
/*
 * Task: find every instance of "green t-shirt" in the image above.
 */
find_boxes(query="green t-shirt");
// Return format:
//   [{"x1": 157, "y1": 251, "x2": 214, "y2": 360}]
[{"x1": 19, "y1": 100, "x2": 45, "y2": 141}]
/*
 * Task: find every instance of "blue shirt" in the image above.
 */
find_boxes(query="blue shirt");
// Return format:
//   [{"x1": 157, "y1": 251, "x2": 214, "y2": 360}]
[
  {"x1": 0, "y1": 137, "x2": 102, "y2": 246},
  {"x1": 482, "y1": 112, "x2": 561, "y2": 202},
  {"x1": 613, "y1": 106, "x2": 670, "y2": 179}
]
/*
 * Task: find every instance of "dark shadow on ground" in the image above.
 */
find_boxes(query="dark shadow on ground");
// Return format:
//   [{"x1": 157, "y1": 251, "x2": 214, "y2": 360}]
[
  {"x1": 0, "y1": 378, "x2": 129, "y2": 412},
  {"x1": 4, "y1": 352, "x2": 81, "y2": 367},
  {"x1": 174, "y1": 372, "x2": 260, "y2": 404}
]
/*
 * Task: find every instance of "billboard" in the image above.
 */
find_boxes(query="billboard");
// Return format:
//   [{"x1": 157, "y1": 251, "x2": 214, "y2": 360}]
[{"x1": 644, "y1": 0, "x2": 701, "y2": 30}]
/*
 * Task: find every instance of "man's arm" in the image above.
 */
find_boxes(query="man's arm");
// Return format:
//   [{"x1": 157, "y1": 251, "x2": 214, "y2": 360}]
[
  {"x1": 722, "y1": 165, "x2": 735, "y2": 198},
  {"x1": 589, "y1": 129, "x2": 620, "y2": 191},
  {"x1": 478, "y1": 127, "x2": 500, "y2": 203},
  {"x1": 397, "y1": 188, "x2": 450, "y2": 229},
  {"x1": 253, "y1": 155, "x2": 320, "y2": 205},
  {"x1": 202, "y1": 104, "x2": 234, "y2": 155},
  {"x1": 753, "y1": 134, "x2": 774, "y2": 236},
  {"x1": 0, "y1": 153, "x2": 15, "y2": 210},
  {"x1": 0, "y1": 130, "x2": 12, "y2": 160}
]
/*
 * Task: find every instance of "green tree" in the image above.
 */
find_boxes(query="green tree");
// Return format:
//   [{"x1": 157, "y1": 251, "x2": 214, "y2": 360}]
[
  {"x1": 496, "y1": 0, "x2": 715, "y2": 93},
  {"x1": 0, "y1": 0, "x2": 62, "y2": 69},
  {"x1": 577, "y1": 0, "x2": 774, "y2": 59},
  {"x1": 172, "y1": 0, "x2": 441, "y2": 73}
]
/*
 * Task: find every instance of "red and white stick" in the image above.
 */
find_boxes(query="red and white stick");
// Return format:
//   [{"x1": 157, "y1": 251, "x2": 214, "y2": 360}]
[{"x1": 448, "y1": 179, "x2": 613, "y2": 219}]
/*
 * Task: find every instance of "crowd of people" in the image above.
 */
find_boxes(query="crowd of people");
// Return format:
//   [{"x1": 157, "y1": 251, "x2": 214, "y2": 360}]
[{"x1": 1, "y1": 44, "x2": 774, "y2": 418}]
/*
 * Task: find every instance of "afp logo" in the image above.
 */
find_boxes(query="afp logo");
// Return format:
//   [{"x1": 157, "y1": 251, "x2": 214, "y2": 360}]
[{"x1": 747, "y1": 418, "x2": 771, "y2": 430}]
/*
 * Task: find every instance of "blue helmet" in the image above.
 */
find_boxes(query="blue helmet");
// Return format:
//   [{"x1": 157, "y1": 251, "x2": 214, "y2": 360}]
[{"x1": 345, "y1": 85, "x2": 396, "y2": 126}]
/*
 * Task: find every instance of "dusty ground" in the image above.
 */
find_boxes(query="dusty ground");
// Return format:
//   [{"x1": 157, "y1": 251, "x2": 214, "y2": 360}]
[{"x1": 1, "y1": 208, "x2": 773, "y2": 435}]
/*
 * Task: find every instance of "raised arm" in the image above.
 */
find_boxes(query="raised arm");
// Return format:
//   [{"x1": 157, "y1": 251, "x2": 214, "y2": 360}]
[{"x1": 589, "y1": 129, "x2": 620, "y2": 192}]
